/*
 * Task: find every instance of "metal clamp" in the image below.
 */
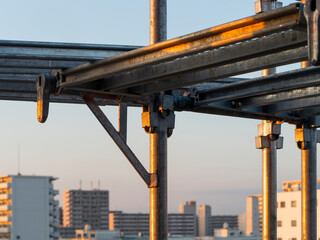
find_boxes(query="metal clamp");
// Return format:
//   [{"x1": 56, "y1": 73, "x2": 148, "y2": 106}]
[
  {"x1": 141, "y1": 94, "x2": 175, "y2": 137},
  {"x1": 295, "y1": 125, "x2": 320, "y2": 149},
  {"x1": 255, "y1": 121, "x2": 283, "y2": 149},
  {"x1": 304, "y1": 0, "x2": 320, "y2": 65},
  {"x1": 255, "y1": 0, "x2": 283, "y2": 14},
  {"x1": 36, "y1": 73, "x2": 56, "y2": 123}
]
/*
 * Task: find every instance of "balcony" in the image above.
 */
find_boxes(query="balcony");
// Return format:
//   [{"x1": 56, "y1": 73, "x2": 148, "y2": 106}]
[
  {"x1": 0, "y1": 183, "x2": 10, "y2": 190},
  {"x1": 0, "y1": 216, "x2": 11, "y2": 222},
  {"x1": 0, "y1": 206, "x2": 10, "y2": 211},
  {"x1": 0, "y1": 226, "x2": 10, "y2": 233},
  {"x1": 0, "y1": 195, "x2": 11, "y2": 201}
]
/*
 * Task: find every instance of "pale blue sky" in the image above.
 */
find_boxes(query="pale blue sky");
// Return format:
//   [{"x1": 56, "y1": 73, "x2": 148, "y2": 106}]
[{"x1": 0, "y1": 0, "x2": 312, "y2": 215}]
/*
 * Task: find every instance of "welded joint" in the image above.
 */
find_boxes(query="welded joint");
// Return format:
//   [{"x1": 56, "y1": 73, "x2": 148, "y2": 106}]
[
  {"x1": 304, "y1": 0, "x2": 320, "y2": 65},
  {"x1": 148, "y1": 173, "x2": 158, "y2": 188},
  {"x1": 255, "y1": 0, "x2": 283, "y2": 14},
  {"x1": 295, "y1": 125, "x2": 320, "y2": 149}
]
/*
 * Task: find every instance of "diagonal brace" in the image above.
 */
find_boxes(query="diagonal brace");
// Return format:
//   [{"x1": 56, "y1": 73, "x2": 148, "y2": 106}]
[{"x1": 83, "y1": 95, "x2": 155, "y2": 187}]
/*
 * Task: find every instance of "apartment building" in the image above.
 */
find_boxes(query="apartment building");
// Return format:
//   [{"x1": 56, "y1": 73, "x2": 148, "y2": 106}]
[
  {"x1": 109, "y1": 211, "x2": 196, "y2": 237},
  {"x1": 63, "y1": 189, "x2": 109, "y2": 230},
  {"x1": 0, "y1": 174, "x2": 59, "y2": 240},
  {"x1": 198, "y1": 204, "x2": 212, "y2": 236}
]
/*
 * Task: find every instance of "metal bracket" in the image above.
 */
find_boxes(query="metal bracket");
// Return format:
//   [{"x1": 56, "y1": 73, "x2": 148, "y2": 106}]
[
  {"x1": 255, "y1": 121, "x2": 283, "y2": 149},
  {"x1": 304, "y1": 0, "x2": 320, "y2": 65},
  {"x1": 36, "y1": 73, "x2": 56, "y2": 123},
  {"x1": 83, "y1": 95, "x2": 156, "y2": 187},
  {"x1": 148, "y1": 173, "x2": 158, "y2": 188},
  {"x1": 255, "y1": 0, "x2": 283, "y2": 14},
  {"x1": 295, "y1": 125, "x2": 320, "y2": 149},
  {"x1": 142, "y1": 94, "x2": 175, "y2": 137}
]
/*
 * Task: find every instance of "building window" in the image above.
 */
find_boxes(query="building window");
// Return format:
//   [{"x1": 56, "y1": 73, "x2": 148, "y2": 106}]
[
  {"x1": 277, "y1": 238, "x2": 282, "y2": 240},
  {"x1": 291, "y1": 201, "x2": 297, "y2": 207},
  {"x1": 292, "y1": 238, "x2": 297, "y2": 240},
  {"x1": 291, "y1": 220, "x2": 297, "y2": 227},
  {"x1": 277, "y1": 221, "x2": 282, "y2": 227},
  {"x1": 280, "y1": 201, "x2": 285, "y2": 208}
]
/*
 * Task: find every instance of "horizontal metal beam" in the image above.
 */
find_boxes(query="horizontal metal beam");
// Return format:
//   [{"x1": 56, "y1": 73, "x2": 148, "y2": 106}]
[
  {"x1": 197, "y1": 66, "x2": 320, "y2": 105},
  {"x1": 65, "y1": 29, "x2": 307, "y2": 95},
  {"x1": 58, "y1": 3, "x2": 303, "y2": 89}
]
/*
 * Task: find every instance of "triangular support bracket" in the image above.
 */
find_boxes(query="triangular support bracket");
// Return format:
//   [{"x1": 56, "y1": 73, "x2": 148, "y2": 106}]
[{"x1": 82, "y1": 95, "x2": 157, "y2": 187}]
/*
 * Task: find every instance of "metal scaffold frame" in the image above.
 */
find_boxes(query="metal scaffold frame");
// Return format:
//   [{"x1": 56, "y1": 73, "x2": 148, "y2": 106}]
[{"x1": 0, "y1": 0, "x2": 320, "y2": 239}]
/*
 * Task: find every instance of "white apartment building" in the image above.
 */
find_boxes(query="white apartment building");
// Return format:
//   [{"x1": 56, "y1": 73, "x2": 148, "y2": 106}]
[
  {"x1": 63, "y1": 189, "x2": 109, "y2": 230},
  {"x1": 242, "y1": 180, "x2": 320, "y2": 240},
  {"x1": 0, "y1": 174, "x2": 59, "y2": 240}
]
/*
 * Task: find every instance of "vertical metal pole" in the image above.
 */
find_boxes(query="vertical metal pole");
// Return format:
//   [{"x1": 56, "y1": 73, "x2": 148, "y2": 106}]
[
  {"x1": 262, "y1": 132, "x2": 277, "y2": 240},
  {"x1": 256, "y1": 121, "x2": 282, "y2": 240},
  {"x1": 150, "y1": 0, "x2": 167, "y2": 44},
  {"x1": 296, "y1": 125, "x2": 317, "y2": 240},
  {"x1": 299, "y1": 59, "x2": 317, "y2": 240},
  {"x1": 149, "y1": 1, "x2": 167, "y2": 240},
  {"x1": 255, "y1": 2, "x2": 282, "y2": 239},
  {"x1": 301, "y1": 133, "x2": 317, "y2": 240}
]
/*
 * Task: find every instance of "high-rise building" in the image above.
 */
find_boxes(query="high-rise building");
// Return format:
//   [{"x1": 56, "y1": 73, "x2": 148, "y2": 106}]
[
  {"x1": 0, "y1": 174, "x2": 59, "y2": 240},
  {"x1": 245, "y1": 196, "x2": 260, "y2": 236},
  {"x1": 109, "y1": 211, "x2": 196, "y2": 237},
  {"x1": 63, "y1": 189, "x2": 109, "y2": 230},
  {"x1": 179, "y1": 201, "x2": 197, "y2": 236},
  {"x1": 198, "y1": 204, "x2": 212, "y2": 236},
  {"x1": 179, "y1": 201, "x2": 196, "y2": 215}
]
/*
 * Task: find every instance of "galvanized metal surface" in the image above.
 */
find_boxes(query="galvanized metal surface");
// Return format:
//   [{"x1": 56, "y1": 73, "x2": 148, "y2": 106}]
[
  {"x1": 58, "y1": 4, "x2": 303, "y2": 89},
  {"x1": 149, "y1": 1, "x2": 168, "y2": 239},
  {"x1": 295, "y1": 125, "x2": 318, "y2": 240}
]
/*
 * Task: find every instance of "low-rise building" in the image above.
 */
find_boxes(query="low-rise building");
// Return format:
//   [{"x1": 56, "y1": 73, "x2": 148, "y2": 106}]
[{"x1": 109, "y1": 211, "x2": 196, "y2": 237}]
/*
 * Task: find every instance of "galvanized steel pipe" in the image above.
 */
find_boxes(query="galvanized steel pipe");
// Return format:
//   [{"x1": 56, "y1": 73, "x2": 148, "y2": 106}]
[{"x1": 149, "y1": 1, "x2": 168, "y2": 240}]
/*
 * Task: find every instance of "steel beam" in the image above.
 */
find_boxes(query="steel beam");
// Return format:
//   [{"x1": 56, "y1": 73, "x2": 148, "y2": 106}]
[{"x1": 58, "y1": 4, "x2": 303, "y2": 90}]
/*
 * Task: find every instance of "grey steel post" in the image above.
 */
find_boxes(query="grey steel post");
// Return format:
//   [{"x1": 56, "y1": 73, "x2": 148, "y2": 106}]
[
  {"x1": 256, "y1": 121, "x2": 283, "y2": 240},
  {"x1": 148, "y1": 1, "x2": 170, "y2": 240},
  {"x1": 295, "y1": 124, "x2": 318, "y2": 240},
  {"x1": 255, "y1": 2, "x2": 283, "y2": 239}
]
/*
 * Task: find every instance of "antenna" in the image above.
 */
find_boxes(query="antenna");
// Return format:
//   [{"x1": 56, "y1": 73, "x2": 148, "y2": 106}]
[{"x1": 17, "y1": 145, "x2": 21, "y2": 175}]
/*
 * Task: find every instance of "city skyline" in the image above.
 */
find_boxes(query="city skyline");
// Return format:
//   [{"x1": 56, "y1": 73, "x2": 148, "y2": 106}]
[{"x1": 0, "y1": 0, "x2": 315, "y2": 215}]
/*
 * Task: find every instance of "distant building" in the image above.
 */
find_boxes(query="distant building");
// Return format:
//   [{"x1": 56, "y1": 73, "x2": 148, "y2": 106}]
[
  {"x1": 109, "y1": 211, "x2": 196, "y2": 236},
  {"x1": 198, "y1": 204, "x2": 212, "y2": 236},
  {"x1": 244, "y1": 179, "x2": 320, "y2": 240},
  {"x1": 245, "y1": 196, "x2": 260, "y2": 236},
  {"x1": 211, "y1": 215, "x2": 238, "y2": 235},
  {"x1": 63, "y1": 189, "x2": 109, "y2": 230},
  {"x1": 179, "y1": 201, "x2": 196, "y2": 215},
  {"x1": 74, "y1": 225, "x2": 121, "y2": 240},
  {"x1": 179, "y1": 201, "x2": 197, "y2": 235},
  {"x1": 0, "y1": 174, "x2": 59, "y2": 240}
]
